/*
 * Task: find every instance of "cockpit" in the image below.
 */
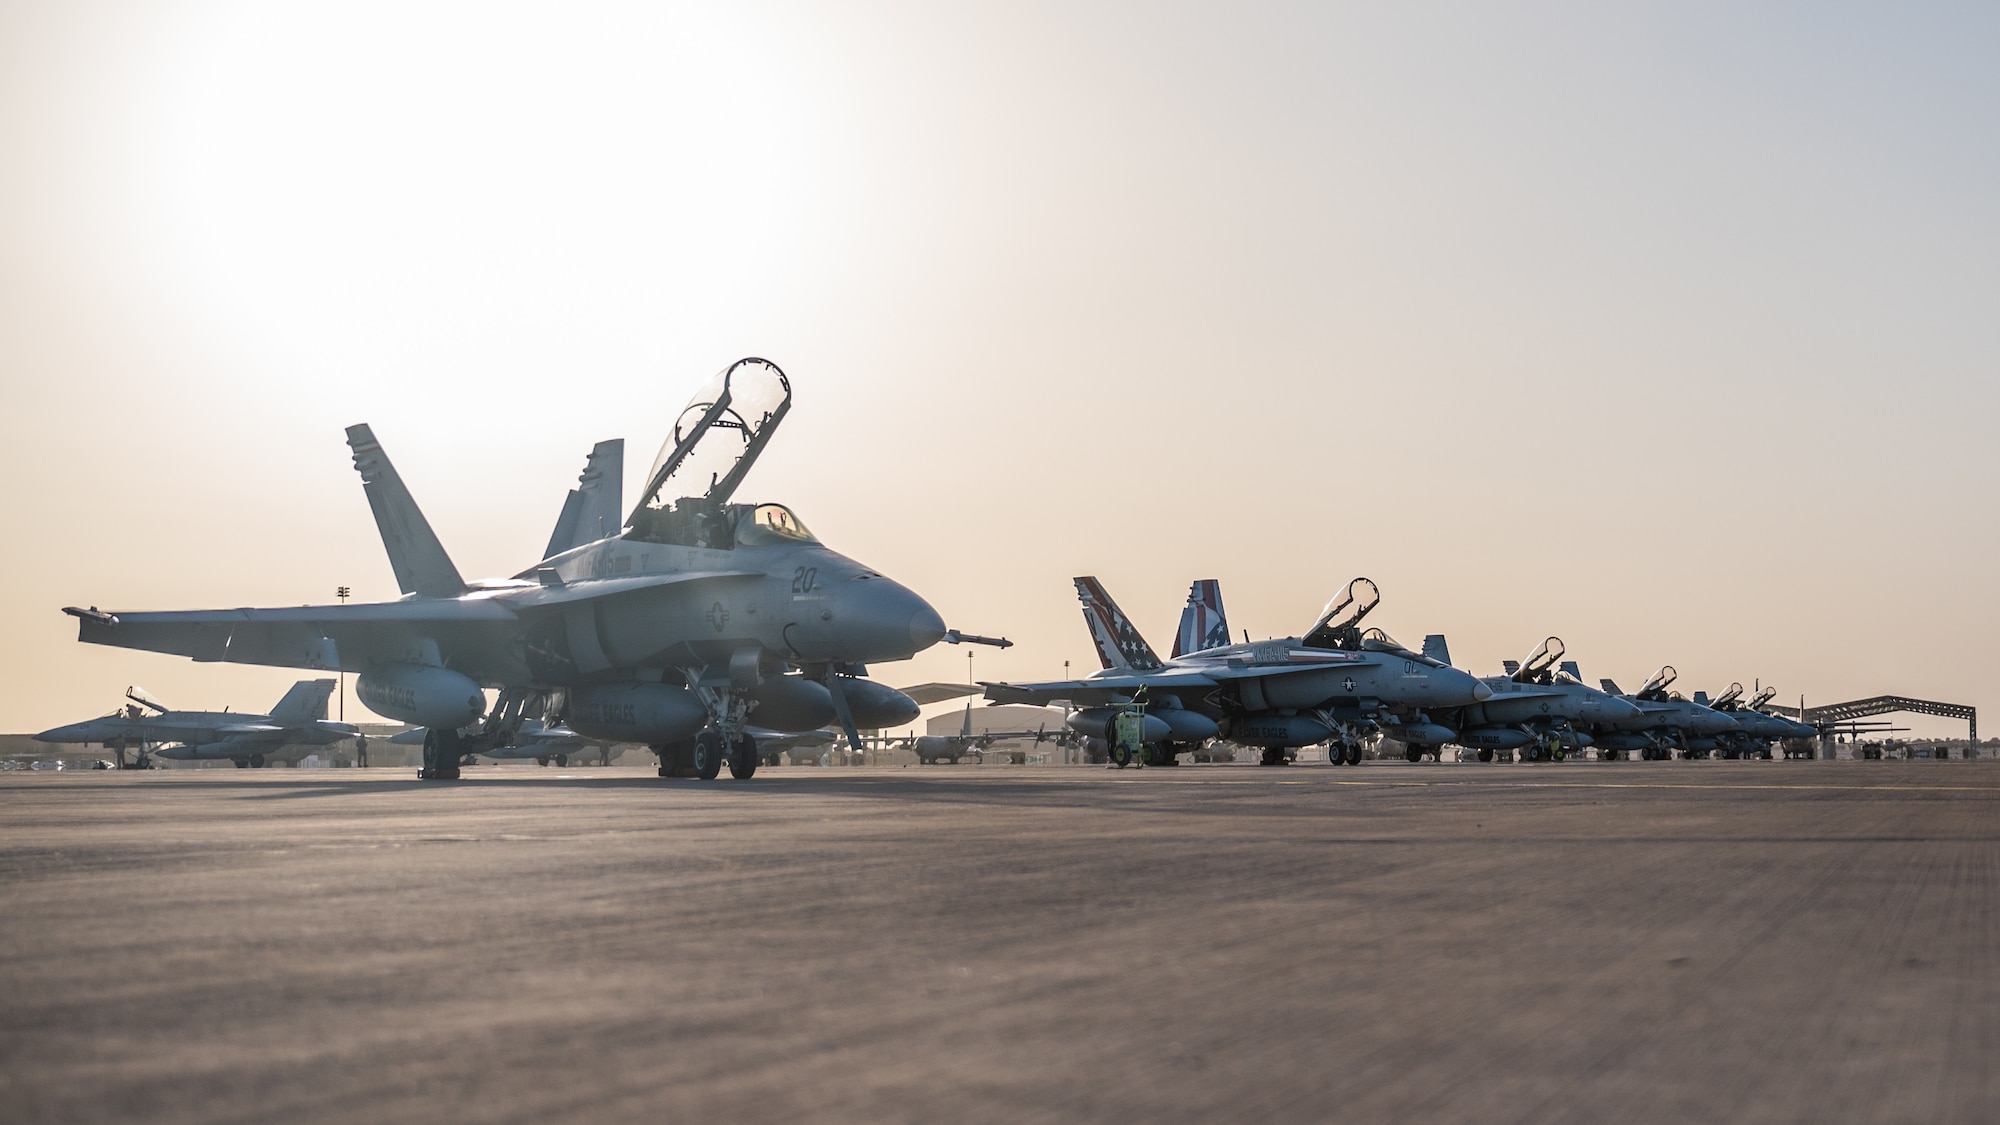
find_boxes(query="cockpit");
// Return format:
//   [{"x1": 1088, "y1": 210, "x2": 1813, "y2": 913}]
[
  {"x1": 1303, "y1": 577, "x2": 1381, "y2": 650},
  {"x1": 1636, "y1": 665, "x2": 1678, "y2": 700},
  {"x1": 737, "y1": 503, "x2": 817, "y2": 546},
  {"x1": 626, "y1": 358, "x2": 794, "y2": 549},
  {"x1": 1513, "y1": 637, "x2": 1564, "y2": 684}
]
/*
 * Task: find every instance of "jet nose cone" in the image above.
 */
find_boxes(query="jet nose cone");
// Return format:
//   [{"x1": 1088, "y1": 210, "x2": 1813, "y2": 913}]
[
  {"x1": 1469, "y1": 678, "x2": 1495, "y2": 702},
  {"x1": 910, "y1": 601, "x2": 946, "y2": 652},
  {"x1": 34, "y1": 726, "x2": 79, "y2": 742},
  {"x1": 833, "y1": 573, "x2": 947, "y2": 663},
  {"x1": 1609, "y1": 698, "x2": 1643, "y2": 722}
]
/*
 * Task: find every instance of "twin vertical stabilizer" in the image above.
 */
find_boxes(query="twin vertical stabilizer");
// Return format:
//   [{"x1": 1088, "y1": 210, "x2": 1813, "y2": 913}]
[
  {"x1": 345, "y1": 424, "x2": 467, "y2": 598},
  {"x1": 544, "y1": 439, "x2": 625, "y2": 559},
  {"x1": 1074, "y1": 577, "x2": 1163, "y2": 671},
  {"x1": 268, "y1": 679, "x2": 337, "y2": 722},
  {"x1": 1173, "y1": 579, "x2": 1230, "y2": 658}
]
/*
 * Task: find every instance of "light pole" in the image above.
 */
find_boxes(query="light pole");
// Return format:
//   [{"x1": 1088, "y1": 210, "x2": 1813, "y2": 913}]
[{"x1": 336, "y1": 586, "x2": 350, "y2": 721}]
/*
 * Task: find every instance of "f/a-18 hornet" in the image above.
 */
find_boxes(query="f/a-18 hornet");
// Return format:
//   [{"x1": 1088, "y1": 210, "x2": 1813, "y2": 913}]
[
  {"x1": 1700, "y1": 683, "x2": 1819, "y2": 759},
  {"x1": 983, "y1": 575, "x2": 1489, "y2": 766},
  {"x1": 1383, "y1": 636, "x2": 1642, "y2": 762},
  {"x1": 35, "y1": 681, "x2": 358, "y2": 769},
  {"x1": 63, "y1": 359, "x2": 965, "y2": 780},
  {"x1": 1593, "y1": 666, "x2": 1742, "y2": 760}
]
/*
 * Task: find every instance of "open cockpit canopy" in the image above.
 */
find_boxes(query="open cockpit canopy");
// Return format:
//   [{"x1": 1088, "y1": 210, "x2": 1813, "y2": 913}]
[
  {"x1": 1637, "y1": 665, "x2": 1678, "y2": 698},
  {"x1": 1748, "y1": 685, "x2": 1778, "y2": 711},
  {"x1": 1514, "y1": 637, "x2": 1564, "y2": 683},
  {"x1": 627, "y1": 359, "x2": 792, "y2": 546},
  {"x1": 1712, "y1": 682, "x2": 1745, "y2": 710},
  {"x1": 1303, "y1": 577, "x2": 1380, "y2": 650}
]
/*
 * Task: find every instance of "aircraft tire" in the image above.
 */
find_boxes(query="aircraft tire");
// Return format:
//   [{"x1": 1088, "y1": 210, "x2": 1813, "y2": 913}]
[
  {"x1": 726, "y1": 734, "x2": 758, "y2": 780},
  {"x1": 1344, "y1": 744, "x2": 1363, "y2": 766},
  {"x1": 693, "y1": 731, "x2": 725, "y2": 780},
  {"x1": 250, "y1": 754, "x2": 266, "y2": 768},
  {"x1": 555, "y1": 754, "x2": 568, "y2": 768},
  {"x1": 1404, "y1": 746, "x2": 1422, "y2": 763},
  {"x1": 1475, "y1": 748, "x2": 1494, "y2": 763},
  {"x1": 233, "y1": 758, "x2": 248, "y2": 769},
  {"x1": 537, "y1": 757, "x2": 549, "y2": 767}
]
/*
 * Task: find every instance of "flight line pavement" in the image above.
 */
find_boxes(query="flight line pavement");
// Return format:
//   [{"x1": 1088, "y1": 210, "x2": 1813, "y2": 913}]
[{"x1": 2, "y1": 761, "x2": 1997, "y2": 1124}]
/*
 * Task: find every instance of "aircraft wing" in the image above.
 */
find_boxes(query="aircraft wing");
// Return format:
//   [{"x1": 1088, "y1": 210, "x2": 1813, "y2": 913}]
[
  {"x1": 983, "y1": 671, "x2": 1221, "y2": 706},
  {"x1": 896, "y1": 683, "x2": 983, "y2": 706},
  {"x1": 217, "y1": 724, "x2": 285, "y2": 735},
  {"x1": 70, "y1": 600, "x2": 518, "y2": 673}
]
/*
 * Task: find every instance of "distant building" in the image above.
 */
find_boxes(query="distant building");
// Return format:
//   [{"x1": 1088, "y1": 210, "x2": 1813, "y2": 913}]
[{"x1": 926, "y1": 704, "x2": 1065, "y2": 740}]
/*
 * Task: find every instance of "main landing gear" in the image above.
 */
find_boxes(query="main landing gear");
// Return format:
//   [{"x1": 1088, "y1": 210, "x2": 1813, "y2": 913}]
[
  {"x1": 418, "y1": 728, "x2": 462, "y2": 780},
  {"x1": 658, "y1": 729, "x2": 759, "y2": 780}
]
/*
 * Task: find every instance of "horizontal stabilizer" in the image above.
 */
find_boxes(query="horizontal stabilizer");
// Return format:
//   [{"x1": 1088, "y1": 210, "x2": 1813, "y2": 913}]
[{"x1": 346, "y1": 425, "x2": 467, "y2": 598}]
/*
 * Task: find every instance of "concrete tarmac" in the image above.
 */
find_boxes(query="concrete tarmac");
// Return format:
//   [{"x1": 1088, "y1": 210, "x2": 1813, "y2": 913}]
[{"x1": 3, "y1": 761, "x2": 1997, "y2": 1124}]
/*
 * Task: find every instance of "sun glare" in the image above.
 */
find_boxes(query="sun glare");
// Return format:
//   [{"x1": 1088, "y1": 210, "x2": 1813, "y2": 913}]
[{"x1": 136, "y1": 3, "x2": 828, "y2": 416}]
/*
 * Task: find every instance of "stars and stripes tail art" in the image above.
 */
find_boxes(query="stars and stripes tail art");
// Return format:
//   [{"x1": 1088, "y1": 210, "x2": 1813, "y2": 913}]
[
  {"x1": 1073, "y1": 577, "x2": 1163, "y2": 671},
  {"x1": 1172, "y1": 579, "x2": 1231, "y2": 659}
]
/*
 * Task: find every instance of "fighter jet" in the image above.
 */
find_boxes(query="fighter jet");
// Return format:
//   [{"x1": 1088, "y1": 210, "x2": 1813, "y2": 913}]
[
  {"x1": 1592, "y1": 667, "x2": 1742, "y2": 759},
  {"x1": 983, "y1": 576, "x2": 1491, "y2": 767},
  {"x1": 63, "y1": 359, "x2": 957, "y2": 781},
  {"x1": 1702, "y1": 684, "x2": 1819, "y2": 759},
  {"x1": 1380, "y1": 638, "x2": 1643, "y2": 762},
  {"x1": 35, "y1": 682, "x2": 359, "y2": 769}
]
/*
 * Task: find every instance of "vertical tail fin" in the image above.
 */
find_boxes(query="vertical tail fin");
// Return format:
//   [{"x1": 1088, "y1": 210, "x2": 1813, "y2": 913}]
[
  {"x1": 1422, "y1": 634, "x2": 1453, "y2": 667},
  {"x1": 1172, "y1": 579, "x2": 1230, "y2": 658},
  {"x1": 345, "y1": 425, "x2": 467, "y2": 598},
  {"x1": 544, "y1": 439, "x2": 624, "y2": 559},
  {"x1": 1600, "y1": 678, "x2": 1625, "y2": 696},
  {"x1": 1558, "y1": 660, "x2": 1582, "y2": 681},
  {"x1": 1073, "y1": 577, "x2": 1162, "y2": 671},
  {"x1": 269, "y1": 679, "x2": 337, "y2": 722}
]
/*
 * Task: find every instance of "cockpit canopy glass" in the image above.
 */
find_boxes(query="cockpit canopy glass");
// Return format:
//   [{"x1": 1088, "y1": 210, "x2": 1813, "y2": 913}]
[
  {"x1": 627, "y1": 359, "x2": 791, "y2": 546},
  {"x1": 631, "y1": 358, "x2": 791, "y2": 519},
  {"x1": 1303, "y1": 577, "x2": 1380, "y2": 650},
  {"x1": 1638, "y1": 665, "x2": 1677, "y2": 697},
  {"x1": 1516, "y1": 637, "x2": 1564, "y2": 682},
  {"x1": 737, "y1": 503, "x2": 817, "y2": 546}
]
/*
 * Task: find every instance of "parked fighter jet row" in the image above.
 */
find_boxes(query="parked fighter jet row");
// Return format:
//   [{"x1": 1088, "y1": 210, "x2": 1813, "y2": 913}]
[
  {"x1": 982, "y1": 576, "x2": 1819, "y2": 767},
  {"x1": 51, "y1": 357, "x2": 1822, "y2": 777}
]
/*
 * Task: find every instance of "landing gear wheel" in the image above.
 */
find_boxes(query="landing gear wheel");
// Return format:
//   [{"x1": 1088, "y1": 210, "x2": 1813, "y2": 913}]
[
  {"x1": 1405, "y1": 746, "x2": 1423, "y2": 763},
  {"x1": 418, "y1": 729, "x2": 462, "y2": 779},
  {"x1": 726, "y1": 733, "x2": 758, "y2": 779},
  {"x1": 693, "y1": 730, "x2": 725, "y2": 780},
  {"x1": 1344, "y1": 744, "x2": 1363, "y2": 766},
  {"x1": 1476, "y1": 748, "x2": 1494, "y2": 763},
  {"x1": 537, "y1": 757, "x2": 549, "y2": 767},
  {"x1": 250, "y1": 753, "x2": 265, "y2": 768},
  {"x1": 555, "y1": 754, "x2": 569, "y2": 768},
  {"x1": 1258, "y1": 748, "x2": 1287, "y2": 767},
  {"x1": 233, "y1": 758, "x2": 249, "y2": 769}
]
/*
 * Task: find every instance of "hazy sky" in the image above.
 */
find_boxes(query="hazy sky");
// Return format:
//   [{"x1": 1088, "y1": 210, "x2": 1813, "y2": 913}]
[{"x1": 2, "y1": 2, "x2": 1994, "y2": 737}]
